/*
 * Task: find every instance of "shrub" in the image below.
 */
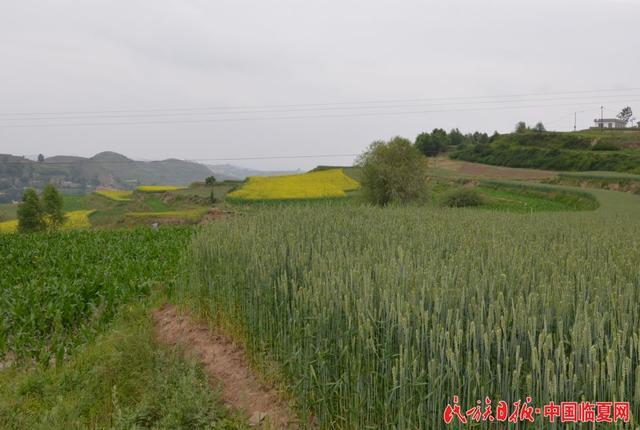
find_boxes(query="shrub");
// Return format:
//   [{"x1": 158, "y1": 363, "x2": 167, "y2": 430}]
[
  {"x1": 441, "y1": 188, "x2": 483, "y2": 207},
  {"x1": 358, "y1": 137, "x2": 429, "y2": 205}
]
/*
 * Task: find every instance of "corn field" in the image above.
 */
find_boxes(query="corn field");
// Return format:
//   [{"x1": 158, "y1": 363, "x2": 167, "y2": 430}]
[
  {"x1": 176, "y1": 199, "x2": 640, "y2": 428},
  {"x1": 0, "y1": 227, "x2": 192, "y2": 364}
]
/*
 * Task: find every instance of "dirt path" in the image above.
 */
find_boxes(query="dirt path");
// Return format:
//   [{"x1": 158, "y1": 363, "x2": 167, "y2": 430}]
[
  {"x1": 153, "y1": 304, "x2": 299, "y2": 429},
  {"x1": 430, "y1": 157, "x2": 557, "y2": 180}
]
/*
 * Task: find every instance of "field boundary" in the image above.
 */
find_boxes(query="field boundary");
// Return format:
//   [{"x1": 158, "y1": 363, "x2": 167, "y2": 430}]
[{"x1": 153, "y1": 303, "x2": 300, "y2": 429}]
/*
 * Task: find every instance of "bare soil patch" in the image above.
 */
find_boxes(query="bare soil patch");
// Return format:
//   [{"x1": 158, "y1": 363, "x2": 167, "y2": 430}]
[
  {"x1": 431, "y1": 157, "x2": 557, "y2": 180},
  {"x1": 153, "y1": 304, "x2": 299, "y2": 429},
  {"x1": 199, "y1": 207, "x2": 234, "y2": 224}
]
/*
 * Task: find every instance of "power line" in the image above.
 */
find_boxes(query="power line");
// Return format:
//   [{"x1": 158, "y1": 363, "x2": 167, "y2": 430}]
[
  {"x1": 187, "y1": 154, "x2": 359, "y2": 161},
  {"x1": 1, "y1": 87, "x2": 639, "y2": 117},
  {"x1": 2, "y1": 93, "x2": 640, "y2": 122},
  {"x1": 2, "y1": 98, "x2": 640, "y2": 128},
  {"x1": 543, "y1": 107, "x2": 600, "y2": 127}
]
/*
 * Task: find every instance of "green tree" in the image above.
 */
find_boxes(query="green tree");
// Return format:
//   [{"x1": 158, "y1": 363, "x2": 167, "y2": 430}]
[
  {"x1": 515, "y1": 121, "x2": 528, "y2": 133},
  {"x1": 471, "y1": 131, "x2": 489, "y2": 145},
  {"x1": 448, "y1": 128, "x2": 464, "y2": 146},
  {"x1": 533, "y1": 122, "x2": 546, "y2": 132},
  {"x1": 358, "y1": 137, "x2": 429, "y2": 205},
  {"x1": 42, "y1": 184, "x2": 66, "y2": 228},
  {"x1": 17, "y1": 189, "x2": 45, "y2": 233},
  {"x1": 617, "y1": 107, "x2": 633, "y2": 125},
  {"x1": 415, "y1": 132, "x2": 434, "y2": 156},
  {"x1": 431, "y1": 128, "x2": 450, "y2": 150},
  {"x1": 205, "y1": 176, "x2": 217, "y2": 186},
  {"x1": 37, "y1": 154, "x2": 44, "y2": 163},
  {"x1": 416, "y1": 129, "x2": 449, "y2": 156}
]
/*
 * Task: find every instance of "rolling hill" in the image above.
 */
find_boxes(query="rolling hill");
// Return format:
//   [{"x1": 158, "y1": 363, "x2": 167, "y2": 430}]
[
  {"x1": 0, "y1": 151, "x2": 212, "y2": 202},
  {"x1": 206, "y1": 163, "x2": 300, "y2": 181}
]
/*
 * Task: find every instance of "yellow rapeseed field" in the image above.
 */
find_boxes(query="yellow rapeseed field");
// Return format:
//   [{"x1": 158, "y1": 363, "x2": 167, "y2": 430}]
[
  {"x1": 228, "y1": 168, "x2": 360, "y2": 201},
  {"x1": 0, "y1": 219, "x2": 18, "y2": 234},
  {"x1": 0, "y1": 210, "x2": 94, "y2": 233},
  {"x1": 136, "y1": 185, "x2": 183, "y2": 192},
  {"x1": 95, "y1": 189, "x2": 134, "y2": 201},
  {"x1": 61, "y1": 210, "x2": 94, "y2": 229}
]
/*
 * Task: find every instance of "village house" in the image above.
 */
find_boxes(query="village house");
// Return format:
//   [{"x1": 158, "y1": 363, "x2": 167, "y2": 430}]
[{"x1": 593, "y1": 118, "x2": 627, "y2": 129}]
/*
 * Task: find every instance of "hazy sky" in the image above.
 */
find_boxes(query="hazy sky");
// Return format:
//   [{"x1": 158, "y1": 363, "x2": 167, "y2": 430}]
[{"x1": 1, "y1": 0, "x2": 639, "y2": 170}]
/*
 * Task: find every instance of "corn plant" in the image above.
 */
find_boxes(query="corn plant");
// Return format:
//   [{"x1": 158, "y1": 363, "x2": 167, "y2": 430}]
[{"x1": 0, "y1": 227, "x2": 192, "y2": 364}]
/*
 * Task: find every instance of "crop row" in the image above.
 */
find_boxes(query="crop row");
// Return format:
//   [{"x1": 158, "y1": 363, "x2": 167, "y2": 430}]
[
  {"x1": 0, "y1": 226, "x2": 193, "y2": 363},
  {"x1": 176, "y1": 203, "x2": 640, "y2": 428}
]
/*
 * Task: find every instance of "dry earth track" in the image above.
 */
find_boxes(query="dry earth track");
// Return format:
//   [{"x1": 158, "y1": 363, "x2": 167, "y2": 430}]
[{"x1": 153, "y1": 304, "x2": 299, "y2": 429}]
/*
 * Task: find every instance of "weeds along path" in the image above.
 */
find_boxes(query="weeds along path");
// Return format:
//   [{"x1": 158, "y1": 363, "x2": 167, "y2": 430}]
[{"x1": 153, "y1": 303, "x2": 299, "y2": 429}]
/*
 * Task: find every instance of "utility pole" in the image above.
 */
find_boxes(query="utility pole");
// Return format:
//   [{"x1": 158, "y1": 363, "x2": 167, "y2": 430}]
[
  {"x1": 574, "y1": 112, "x2": 577, "y2": 132},
  {"x1": 601, "y1": 106, "x2": 604, "y2": 132}
]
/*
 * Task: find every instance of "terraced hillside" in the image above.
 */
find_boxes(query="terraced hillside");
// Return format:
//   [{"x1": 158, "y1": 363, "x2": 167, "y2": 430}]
[{"x1": 452, "y1": 130, "x2": 640, "y2": 174}]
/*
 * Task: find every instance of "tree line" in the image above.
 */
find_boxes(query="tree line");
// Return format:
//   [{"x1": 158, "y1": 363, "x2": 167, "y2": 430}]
[{"x1": 414, "y1": 128, "x2": 498, "y2": 157}]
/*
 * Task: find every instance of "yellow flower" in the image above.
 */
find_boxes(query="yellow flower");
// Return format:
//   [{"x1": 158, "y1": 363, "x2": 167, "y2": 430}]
[
  {"x1": 228, "y1": 169, "x2": 359, "y2": 201},
  {"x1": 95, "y1": 189, "x2": 134, "y2": 201},
  {"x1": 61, "y1": 210, "x2": 94, "y2": 229},
  {"x1": 136, "y1": 185, "x2": 183, "y2": 192},
  {"x1": 0, "y1": 219, "x2": 18, "y2": 233},
  {"x1": 0, "y1": 210, "x2": 94, "y2": 234}
]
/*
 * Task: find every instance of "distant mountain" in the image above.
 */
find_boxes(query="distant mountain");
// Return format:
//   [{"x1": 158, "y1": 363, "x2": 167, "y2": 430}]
[
  {"x1": 207, "y1": 164, "x2": 300, "y2": 181},
  {"x1": 0, "y1": 151, "x2": 212, "y2": 202}
]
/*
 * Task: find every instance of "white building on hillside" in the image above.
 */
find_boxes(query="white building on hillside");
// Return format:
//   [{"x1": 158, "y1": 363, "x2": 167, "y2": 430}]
[{"x1": 594, "y1": 118, "x2": 627, "y2": 129}]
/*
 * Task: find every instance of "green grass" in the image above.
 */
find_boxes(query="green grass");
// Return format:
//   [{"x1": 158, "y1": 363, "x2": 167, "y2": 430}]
[
  {"x1": 87, "y1": 190, "x2": 214, "y2": 228},
  {"x1": 557, "y1": 171, "x2": 640, "y2": 180},
  {"x1": 61, "y1": 194, "x2": 92, "y2": 212},
  {"x1": 571, "y1": 129, "x2": 640, "y2": 145},
  {"x1": 475, "y1": 186, "x2": 592, "y2": 212},
  {"x1": 0, "y1": 203, "x2": 16, "y2": 222},
  {"x1": 311, "y1": 165, "x2": 364, "y2": 182},
  {"x1": 144, "y1": 197, "x2": 171, "y2": 212},
  {"x1": 0, "y1": 301, "x2": 248, "y2": 430},
  {"x1": 544, "y1": 172, "x2": 640, "y2": 195},
  {"x1": 174, "y1": 190, "x2": 640, "y2": 428},
  {"x1": 428, "y1": 179, "x2": 598, "y2": 213}
]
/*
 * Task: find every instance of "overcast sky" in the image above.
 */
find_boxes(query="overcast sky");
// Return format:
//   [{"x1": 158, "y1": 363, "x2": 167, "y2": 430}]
[{"x1": 1, "y1": 0, "x2": 639, "y2": 170}]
